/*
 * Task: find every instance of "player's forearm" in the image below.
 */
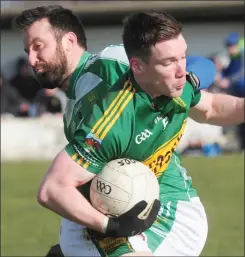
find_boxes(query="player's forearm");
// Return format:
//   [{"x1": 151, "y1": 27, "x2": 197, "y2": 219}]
[
  {"x1": 37, "y1": 183, "x2": 108, "y2": 232},
  {"x1": 207, "y1": 94, "x2": 244, "y2": 126}
]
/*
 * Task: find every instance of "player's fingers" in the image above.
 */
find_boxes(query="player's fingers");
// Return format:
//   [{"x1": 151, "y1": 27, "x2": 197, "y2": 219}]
[
  {"x1": 144, "y1": 199, "x2": 160, "y2": 225},
  {"x1": 126, "y1": 200, "x2": 148, "y2": 216}
]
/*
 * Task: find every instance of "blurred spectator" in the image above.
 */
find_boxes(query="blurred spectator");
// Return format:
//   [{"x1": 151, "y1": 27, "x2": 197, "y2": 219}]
[
  {"x1": 209, "y1": 52, "x2": 230, "y2": 94},
  {"x1": 222, "y1": 32, "x2": 244, "y2": 150},
  {"x1": 10, "y1": 57, "x2": 41, "y2": 105},
  {"x1": 223, "y1": 32, "x2": 244, "y2": 97},
  {"x1": 0, "y1": 71, "x2": 29, "y2": 116},
  {"x1": 34, "y1": 88, "x2": 67, "y2": 116}
]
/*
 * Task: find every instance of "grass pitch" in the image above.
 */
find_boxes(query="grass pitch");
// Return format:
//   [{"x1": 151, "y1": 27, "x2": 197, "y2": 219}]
[{"x1": 1, "y1": 154, "x2": 244, "y2": 256}]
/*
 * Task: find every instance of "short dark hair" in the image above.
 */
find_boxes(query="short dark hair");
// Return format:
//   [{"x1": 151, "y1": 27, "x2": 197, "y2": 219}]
[
  {"x1": 122, "y1": 11, "x2": 182, "y2": 62},
  {"x1": 14, "y1": 5, "x2": 87, "y2": 49}
]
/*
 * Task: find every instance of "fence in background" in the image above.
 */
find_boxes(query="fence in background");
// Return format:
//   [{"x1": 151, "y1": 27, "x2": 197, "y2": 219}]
[
  {"x1": 1, "y1": 115, "x2": 227, "y2": 161},
  {"x1": 1, "y1": 115, "x2": 67, "y2": 161}
]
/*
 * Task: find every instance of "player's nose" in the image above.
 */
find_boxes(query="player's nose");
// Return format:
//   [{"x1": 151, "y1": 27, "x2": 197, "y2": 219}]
[
  {"x1": 28, "y1": 50, "x2": 38, "y2": 67},
  {"x1": 176, "y1": 64, "x2": 186, "y2": 78}
]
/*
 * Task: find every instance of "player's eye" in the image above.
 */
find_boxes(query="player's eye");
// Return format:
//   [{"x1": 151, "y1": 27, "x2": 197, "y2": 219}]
[
  {"x1": 162, "y1": 61, "x2": 172, "y2": 67},
  {"x1": 33, "y1": 44, "x2": 43, "y2": 51}
]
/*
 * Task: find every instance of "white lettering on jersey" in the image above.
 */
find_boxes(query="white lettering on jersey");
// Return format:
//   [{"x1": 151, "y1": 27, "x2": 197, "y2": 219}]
[
  {"x1": 161, "y1": 117, "x2": 169, "y2": 130},
  {"x1": 154, "y1": 115, "x2": 162, "y2": 124},
  {"x1": 154, "y1": 115, "x2": 169, "y2": 130},
  {"x1": 135, "y1": 129, "x2": 153, "y2": 144},
  {"x1": 65, "y1": 72, "x2": 102, "y2": 127}
]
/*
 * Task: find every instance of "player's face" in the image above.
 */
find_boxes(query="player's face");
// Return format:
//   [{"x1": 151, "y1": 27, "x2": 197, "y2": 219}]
[
  {"x1": 23, "y1": 18, "x2": 69, "y2": 89},
  {"x1": 142, "y1": 34, "x2": 187, "y2": 98}
]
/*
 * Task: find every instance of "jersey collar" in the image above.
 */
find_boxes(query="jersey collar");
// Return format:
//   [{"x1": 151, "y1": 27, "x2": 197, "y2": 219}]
[
  {"x1": 67, "y1": 51, "x2": 91, "y2": 98},
  {"x1": 128, "y1": 70, "x2": 186, "y2": 116}
]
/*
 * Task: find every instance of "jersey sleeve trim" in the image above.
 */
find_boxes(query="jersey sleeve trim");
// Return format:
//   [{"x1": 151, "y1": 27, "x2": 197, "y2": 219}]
[
  {"x1": 190, "y1": 91, "x2": 201, "y2": 107},
  {"x1": 65, "y1": 144, "x2": 103, "y2": 174},
  {"x1": 90, "y1": 80, "x2": 135, "y2": 140}
]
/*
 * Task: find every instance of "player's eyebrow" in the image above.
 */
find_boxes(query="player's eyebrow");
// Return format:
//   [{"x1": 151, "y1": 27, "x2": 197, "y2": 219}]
[
  {"x1": 24, "y1": 37, "x2": 43, "y2": 53},
  {"x1": 161, "y1": 49, "x2": 187, "y2": 62}
]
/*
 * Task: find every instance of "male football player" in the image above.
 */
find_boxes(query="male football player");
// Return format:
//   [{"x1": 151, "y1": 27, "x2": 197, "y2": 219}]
[{"x1": 14, "y1": 6, "x2": 230, "y2": 257}]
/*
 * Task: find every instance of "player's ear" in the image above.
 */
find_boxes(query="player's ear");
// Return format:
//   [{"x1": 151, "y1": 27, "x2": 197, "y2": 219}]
[
  {"x1": 130, "y1": 58, "x2": 144, "y2": 74},
  {"x1": 63, "y1": 32, "x2": 77, "y2": 52},
  {"x1": 138, "y1": 63, "x2": 144, "y2": 72}
]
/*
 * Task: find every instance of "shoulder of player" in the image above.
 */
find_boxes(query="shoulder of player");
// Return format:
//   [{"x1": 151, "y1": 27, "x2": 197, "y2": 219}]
[
  {"x1": 180, "y1": 77, "x2": 201, "y2": 108},
  {"x1": 84, "y1": 44, "x2": 129, "y2": 70},
  {"x1": 72, "y1": 46, "x2": 129, "y2": 101},
  {"x1": 186, "y1": 73, "x2": 200, "y2": 91},
  {"x1": 97, "y1": 80, "x2": 135, "y2": 117},
  {"x1": 91, "y1": 83, "x2": 135, "y2": 136},
  {"x1": 181, "y1": 74, "x2": 200, "y2": 100},
  {"x1": 75, "y1": 45, "x2": 129, "y2": 88},
  {"x1": 82, "y1": 87, "x2": 134, "y2": 158}
]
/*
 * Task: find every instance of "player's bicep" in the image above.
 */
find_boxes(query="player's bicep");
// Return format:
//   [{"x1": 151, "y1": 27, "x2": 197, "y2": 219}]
[
  {"x1": 189, "y1": 90, "x2": 214, "y2": 123},
  {"x1": 41, "y1": 149, "x2": 96, "y2": 189}
]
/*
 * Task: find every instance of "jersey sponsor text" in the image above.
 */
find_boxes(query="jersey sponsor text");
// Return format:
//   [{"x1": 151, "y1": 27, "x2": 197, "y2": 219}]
[
  {"x1": 135, "y1": 129, "x2": 153, "y2": 144},
  {"x1": 143, "y1": 120, "x2": 186, "y2": 177}
]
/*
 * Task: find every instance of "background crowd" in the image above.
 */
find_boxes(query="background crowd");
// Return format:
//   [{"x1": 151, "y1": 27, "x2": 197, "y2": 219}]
[{"x1": 1, "y1": 32, "x2": 244, "y2": 153}]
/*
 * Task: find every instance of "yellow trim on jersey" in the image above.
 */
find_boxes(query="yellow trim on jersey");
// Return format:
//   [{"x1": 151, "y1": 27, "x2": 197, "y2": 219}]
[
  {"x1": 96, "y1": 84, "x2": 133, "y2": 137},
  {"x1": 143, "y1": 120, "x2": 187, "y2": 177},
  {"x1": 77, "y1": 157, "x2": 84, "y2": 165},
  {"x1": 72, "y1": 153, "x2": 78, "y2": 160},
  {"x1": 100, "y1": 87, "x2": 135, "y2": 140},
  {"x1": 126, "y1": 241, "x2": 135, "y2": 252},
  {"x1": 145, "y1": 119, "x2": 187, "y2": 161},
  {"x1": 91, "y1": 81, "x2": 129, "y2": 134},
  {"x1": 91, "y1": 80, "x2": 134, "y2": 139},
  {"x1": 83, "y1": 161, "x2": 90, "y2": 169},
  {"x1": 173, "y1": 97, "x2": 186, "y2": 108}
]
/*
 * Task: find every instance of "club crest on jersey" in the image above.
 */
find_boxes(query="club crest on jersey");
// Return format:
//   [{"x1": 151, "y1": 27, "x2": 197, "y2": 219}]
[
  {"x1": 84, "y1": 133, "x2": 102, "y2": 152},
  {"x1": 87, "y1": 92, "x2": 97, "y2": 105}
]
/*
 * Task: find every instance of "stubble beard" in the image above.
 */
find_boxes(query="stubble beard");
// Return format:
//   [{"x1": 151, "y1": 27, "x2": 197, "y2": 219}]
[{"x1": 35, "y1": 44, "x2": 69, "y2": 89}]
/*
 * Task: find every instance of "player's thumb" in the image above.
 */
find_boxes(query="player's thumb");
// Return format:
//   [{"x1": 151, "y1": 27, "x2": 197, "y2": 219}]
[{"x1": 144, "y1": 199, "x2": 160, "y2": 225}]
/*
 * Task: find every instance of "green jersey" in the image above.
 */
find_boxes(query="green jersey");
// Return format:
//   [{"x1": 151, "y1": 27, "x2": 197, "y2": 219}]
[
  {"x1": 64, "y1": 44, "x2": 129, "y2": 141},
  {"x1": 64, "y1": 45, "x2": 201, "y2": 202}
]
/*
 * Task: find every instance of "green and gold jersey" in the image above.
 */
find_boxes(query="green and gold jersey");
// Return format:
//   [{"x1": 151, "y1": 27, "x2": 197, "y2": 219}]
[
  {"x1": 64, "y1": 45, "x2": 201, "y2": 201},
  {"x1": 64, "y1": 44, "x2": 129, "y2": 141}
]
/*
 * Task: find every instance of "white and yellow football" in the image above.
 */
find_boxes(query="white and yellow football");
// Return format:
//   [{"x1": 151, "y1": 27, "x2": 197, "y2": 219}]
[{"x1": 90, "y1": 158, "x2": 159, "y2": 217}]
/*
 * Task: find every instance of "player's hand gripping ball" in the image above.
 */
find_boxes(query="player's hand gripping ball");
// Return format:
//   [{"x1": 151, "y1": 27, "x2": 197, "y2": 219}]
[{"x1": 90, "y1": 158, "x2": 160, "y2": 237}]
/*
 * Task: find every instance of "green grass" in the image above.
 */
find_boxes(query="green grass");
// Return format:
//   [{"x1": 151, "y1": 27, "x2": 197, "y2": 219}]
[
  {"x1": 183, "y1": 154, "x2": 244, "y2": 256},
  {"x1": 1, "y1": 154, "x2": 244, "y2": 256}
]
